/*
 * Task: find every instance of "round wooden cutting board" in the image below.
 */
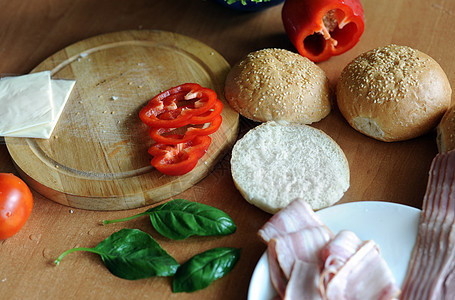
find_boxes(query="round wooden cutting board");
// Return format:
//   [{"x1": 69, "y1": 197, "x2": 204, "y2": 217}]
[{"x1": 5, "y1": 30, "x2": 239, "y2": 211}]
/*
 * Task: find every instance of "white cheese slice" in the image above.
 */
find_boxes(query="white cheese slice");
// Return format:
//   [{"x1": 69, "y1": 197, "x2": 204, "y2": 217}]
[
  {"x1": 0, "y1": 71, "x2": 54, "y2": 134},
  {"x1": 5, "y1": 79, "x2": 76, "y2": 139}
]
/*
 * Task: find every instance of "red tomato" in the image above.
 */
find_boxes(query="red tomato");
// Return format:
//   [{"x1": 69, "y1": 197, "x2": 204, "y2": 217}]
[{"x1": 0, "y1": 173, "x2": 33, "y2": 239}]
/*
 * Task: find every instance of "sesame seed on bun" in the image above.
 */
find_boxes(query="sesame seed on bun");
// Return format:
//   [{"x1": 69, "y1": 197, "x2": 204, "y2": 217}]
[
  {"x1": 336, "y1": 44, "x2": 452, "y2": 142},
  {"x1": 224, "y1": 48, "x2": 332, "y2": 124}
]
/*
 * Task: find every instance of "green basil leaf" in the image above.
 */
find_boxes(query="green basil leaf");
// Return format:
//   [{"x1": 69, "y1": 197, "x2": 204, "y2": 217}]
[
  {"x1": 102, "y1": 199, "x2": 237, "y2": 240},
  {"x1": 96, "y1": 228, "x2": 179, "y2": 279},
  {"x1": 172, "y1": 247, "x2": 241, "y2": 293},
  {"x1": 146, "y1": 199, "x2": 237, "y2": 240},
  {"x1": 55, "y1": 228, "x2": 179, "y2": 280}
]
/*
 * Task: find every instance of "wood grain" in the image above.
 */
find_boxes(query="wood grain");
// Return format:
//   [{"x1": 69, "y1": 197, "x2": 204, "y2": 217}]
[{"x1": 6, "y1": 30, "x2": 239, "y2": 210}]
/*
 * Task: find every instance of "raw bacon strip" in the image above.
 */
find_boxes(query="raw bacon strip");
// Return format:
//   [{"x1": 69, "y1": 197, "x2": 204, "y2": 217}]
[
  {"x1": 321, "y1": 230, "x2": 364, "y2": 269},
  {"x1": 402, "y1": 152, "x2": 449, "y2": 297},
  {"x1": 443, "y1": 268, "x2": 455, "y2": 297},
  {"x1": 267, "y1": 249, "x2": 288, "y2": 299},
  {"x1": 419, "y1": 152, "x2": 455, "y2": 299},
  {"x1": 284, "y1": 260, "x2": 322, "y2": 300},
  {"x1": 259, "y1": 198, "x2": 401, "y2": 299},
  {"x1": 258, "y1": 198, "x2": 325, "y2": 243},
  {"x1": 401, "y1": 150, "x2": 455, "y2": 300},
  {"x1": 269, "y1": 226, "x2": 333, "y2": 278},
  {"x1": 401, "y1": 152, "x2": 454, "y2": 299},
  {"x1": 324, "y1": 240, "x2": 400, "y2": 300},
  {"x1": 267, "y1": 226, "x2": 332, "y2": 297},
  {"x1": 320, "y1": 230, "x2": 366, "y2": 290}
]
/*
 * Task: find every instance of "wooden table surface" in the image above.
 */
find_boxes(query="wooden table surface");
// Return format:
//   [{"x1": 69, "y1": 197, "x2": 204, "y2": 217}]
[{"x1": 1, "y1": 0, "x2": 454, "y2": 299}]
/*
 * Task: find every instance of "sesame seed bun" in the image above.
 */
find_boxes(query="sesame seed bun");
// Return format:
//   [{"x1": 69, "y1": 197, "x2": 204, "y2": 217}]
[
  {"x1": 224, "y1": 48, "x2": 331, "y2": 124},
  {"x1": 336, "y1": 44, "x2": 452, "y2": 142},
  {"x1": 230, "y1": 121, "x2": 350, "y2": 214},
  {"x1": 437, "y1": 104, "x2": 455, "y2": 152}
]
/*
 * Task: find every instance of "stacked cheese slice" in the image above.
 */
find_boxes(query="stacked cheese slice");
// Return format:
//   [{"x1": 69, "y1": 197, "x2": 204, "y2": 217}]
[{"x1": 0, "y1": 71, "x2": 75, "y2": 139}]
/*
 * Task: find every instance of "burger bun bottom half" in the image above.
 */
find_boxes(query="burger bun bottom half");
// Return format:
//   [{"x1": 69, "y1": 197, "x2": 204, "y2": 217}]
[{"x1": 230, "y1": 122, "x2": 350, "y2": 214}]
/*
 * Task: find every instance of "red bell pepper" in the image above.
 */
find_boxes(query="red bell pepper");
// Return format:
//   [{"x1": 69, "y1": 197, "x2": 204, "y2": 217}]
[
  {"x1": 186, "y1": 98, "x2": 223, "y2": 125},
  {"x1": 139, "y1": 83, "x2": 217, "y2": 128},
  {"x1": 149, "y1": 115, "x2": 222, "y2": 145},
  {"x1": 140, "y1": 83, "x2": 224, "y2": 176},
  {"x1": 148, "y1": 99, "x2": 223, "y2": 145},
  {"x1": 282, "y1": 0, "x2": 365, "y2": 62},
  {"x1": 148, "y1": 135, "x2": 211, "y2": 176}
]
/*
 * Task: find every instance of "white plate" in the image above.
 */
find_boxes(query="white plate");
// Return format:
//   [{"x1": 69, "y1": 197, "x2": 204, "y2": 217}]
[{"x1": 248, "y1": 201, "x2": 421, "y2": 300}]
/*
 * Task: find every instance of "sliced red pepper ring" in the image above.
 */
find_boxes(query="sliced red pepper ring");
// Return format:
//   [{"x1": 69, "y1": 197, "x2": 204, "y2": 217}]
[
  {"x1": 149, "y1": 114, "x2": 222, "y2": 145},
  {"x1": 282, "y1": 0, "x2": 365, "y2": 62},
  {"x1": 148, "y1": 135, "x2": 211, "y2": 176},
  {"x1": 141, "y1": 83, "x2": 223, "y2": 176},
  {"x1": 139, "y1": 83, "x2": 217, "y2": 128},
  {"x1": 187, "y1": 98, "x2": 223, "y2": 125}
]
